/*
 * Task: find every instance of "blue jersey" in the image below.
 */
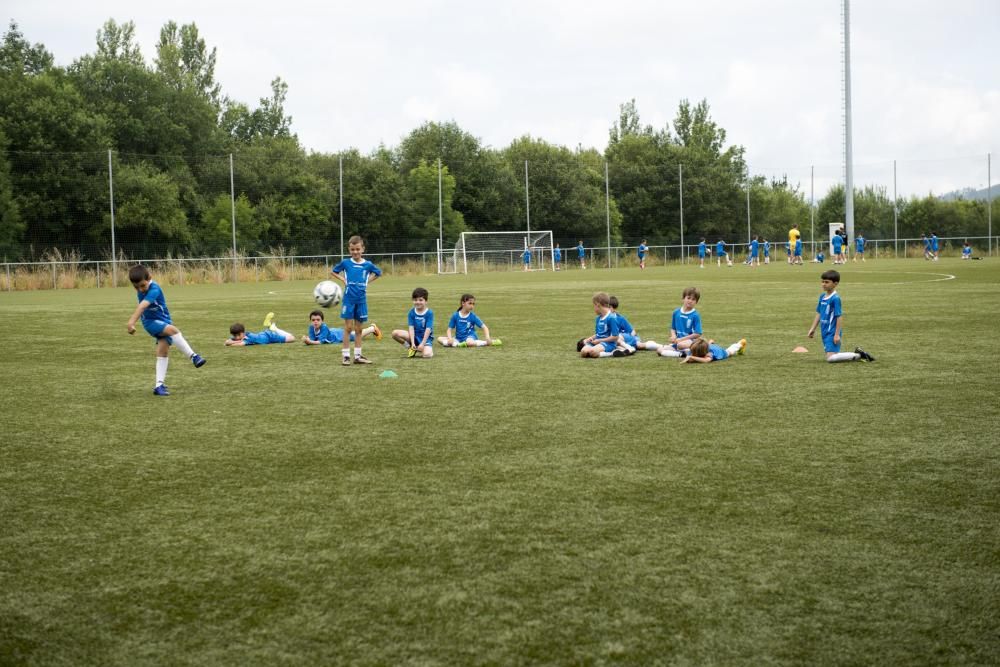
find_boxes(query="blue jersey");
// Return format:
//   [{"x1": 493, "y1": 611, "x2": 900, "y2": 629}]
[
  {"x1": 554, "y1": 248, "x2": 562, "y2": 262},
  {"x1": 931, "y1": 235, "x2": 939, "y2": 251},
  {"x1": 698, "y1": 241, "x2": 706, "y2": 258},
  {"x1": 832, "y1": 235, "x2": 843, "y2": 252},
  {"x1": 243, "y1": 330, "x2": 286, "y2": 345},
  {"x1": 137, "y1": 281, "x2": 171, "y2": 325},
  {"x1": 794, "y1": 239, "x2": 802, "y2": 255},
  {"x1": 750, "y1": 239, "x2": 759, "y2": 256},
  {"x1": 816, "y1": 291, "x2": 843, "y2": 339},
  {"x1": 923, "y1": 237, "x2": 931, "y2": 249},
  {"x1": 595, "y1": 312, "x2": 621, "y2": 339},
  {"x1": 307, "y1": 323, "x2": 344, "y2": 344},
  {"x1": 715, "y1": 241, "x2": 726, "y2": 256},
  {"x1": 855, "y1": 237, "x2": 865, "y2": 252},
  {"x1": 448, "y1": 310, "x2": 484, "y2": 342},
  {"x1": 614, "y1": 312, "x2": 634, "y2": 335},
  {"x1": 331, "y1": 258, "x2": 381, "y2": 303},
  {"x1": 638, "y1": 243, "x2": 648, "y2": 258},
  {"x1": 671, "y1": 307, "x2": 702, "y2": 338},
  {"x1": 764, "y1": 241, "x2": 770, "y2": 256},
  {"x1": 577, "y1": 243, "x2": 585, "y2": 258},
  {"x1": 408, "y1": 307, "x2": 434, "y2": 344},
  {"x1": 707, "y1": 343, "x2": 728, "y2": 361},
  {"x1": 963, "y1": 245, "x2": 972, "y2": 256},
  {"x1": 522, "y1": 249, "x2": 531, "y2": 264}
]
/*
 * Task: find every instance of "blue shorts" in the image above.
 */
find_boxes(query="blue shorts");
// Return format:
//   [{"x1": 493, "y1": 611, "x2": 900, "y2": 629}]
[
  {"x1": 822, "y1": 332, "x2": 841, "y2": 353},
  {"x1": 142, "y1": 318, "x2": 171, "y2": 338},
  {"x1": 456, "y1": 332, "x2": 479, "y2": 343},
  {"x1": 600, "y1": 341, "x2": 617, "y2": 353},
  {"x1": 622, "y1": 333, "x2": 638, "y2": 348},
  {"x1": 794, "y1": 248, "x2": 802, "y2": 257},
  {"x1": 340, "y1": 299, "x2": 368, "y2": 323},
  {"x1": 750, "y1": 252, "x2": 758, "y2": 259},
  {"x1": 699, "y1": 250, "x2": 705, "y2": 258}
]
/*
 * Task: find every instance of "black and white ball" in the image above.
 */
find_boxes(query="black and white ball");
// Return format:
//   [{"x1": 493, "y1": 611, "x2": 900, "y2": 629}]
[{"x1": 313, "y1": 280, "x2": 343, "y2": 308}]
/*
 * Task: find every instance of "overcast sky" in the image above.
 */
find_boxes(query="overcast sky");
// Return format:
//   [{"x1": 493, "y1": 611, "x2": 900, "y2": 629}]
[{"x1": 6, "y1": 0, "x2": 999, "y2": 196}]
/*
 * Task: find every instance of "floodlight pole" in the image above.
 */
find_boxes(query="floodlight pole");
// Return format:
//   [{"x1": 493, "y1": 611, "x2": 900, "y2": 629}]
[
  {"x1": 339, "y1": 154, "x2": 344, "y2": 259},
  {"x1": 679, "y1": 163, "x2": 685, "y2": 264},
  {"x1": 525, "y1": 160, "x2": 531, "y2": 236},
  {"x1": 843, "y1": 0, "x2": 855, "y2": 245},
  {"x1": 810, "y1": 165, "x2": 815, "y2": 256},
  {"x1": 230, "y1": 153, "x2": 237, "y2": 282},
  {"x1": 893, "y1": 160, "x2": 899, "y2": 258},
  {"x1": 989, "y1": 152, "x2": 993, "y2": 256},
  {"x1": 108, "y1": 149, "x2": 117, "y2": 287},
  {"x1": 745, "y1": 176, "x2": 751, "y2": 244},
  {"x1": 605, "y1": 160, "x2": 611, "y2": 268},
  {"x1": 438, "y1": 158, "x2": 443, "y2": 247}
]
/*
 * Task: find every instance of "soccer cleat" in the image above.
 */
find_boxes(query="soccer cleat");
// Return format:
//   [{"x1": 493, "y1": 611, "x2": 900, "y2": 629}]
[
  {"x1": 854, "y1": 347, "x2": 875, "y2": 362},
  {"x1": 153, "y1": 384, "x2": 170, "y2": 396},
  {"x1": 612, "y1": 349, "x2": 626, "y2": 357},
  {"x1": 371, "y1": 324, "x2": 383, "y2": 341},
  {"x1": 342, "y1": 356, "x2": 351, "y2": 366},
  {"x1": 262, "y1": 312, "x2": 275, "y2": 329},
  {"x1": 407, "y1": 348, "x2": 416, "y2": 358},
  {"x1": 191, "y1": 354, "x2": 206, "y2": 368},
  {"x1": 491, "y1": 339, "x2": 502, "y2": 346},
  {"x1": 354, "y1": 355, "x2": 372, "y2": 364},
  {"x1": 737, "y1": 339, "x2": 747, "y2": 355}
]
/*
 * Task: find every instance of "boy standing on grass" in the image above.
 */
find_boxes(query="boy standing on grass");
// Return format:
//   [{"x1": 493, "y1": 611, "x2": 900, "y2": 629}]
[
  {"x1": 522, "y1": 246, "x2": 531, "y2": 271},
  {"x1": 807, "y1": 269, "x2": 875, "y2": 363},
  {"x1": 126, "y1": 264, "x2": 205, "y2": 396},
  {"x1": 225, "y1": 313, "x2": 296, "y2": 346},
  {"x1": 302, "y1": 310, "x2": 381, "y2": 345},
  {"x1": 716, "y1": 239, "x2": 732, "y2": 267},
  {"x1": 788, "y1": 224, "x2": 801, "y2": 265},
  {"x1": 331, "y1": 235, "x2": 381, "y2": 366},
  {"x1": 854, "y1": 233, "x2": 866, "y2": 262},
  {"x1": 638, "y1": 239, "x2": 649, "y2": 269},
  {"x1": 553, "y1": 244, "x2": 562, "y2": 271},
  {"x1": 392, "y1": 287, "x2": 435, "y2": 358},
  {"x1": 698, "y1": 238, "x2": 707, "y2": 268},
  {"x1": 580, "y1": 292, "x2": 623, "y2": 358},
  {"x1": 577, "y1": 240, "x2": 586, "y2": 269}
]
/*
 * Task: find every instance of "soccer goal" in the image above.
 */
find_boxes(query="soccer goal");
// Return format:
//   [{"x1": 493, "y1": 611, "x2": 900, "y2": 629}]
[
  {"x1": 454, "y1": 231, "x2": 555, "y2": 274},
  {"x1": 436, "y1": 238, "x2": 459, "y2": 274}
]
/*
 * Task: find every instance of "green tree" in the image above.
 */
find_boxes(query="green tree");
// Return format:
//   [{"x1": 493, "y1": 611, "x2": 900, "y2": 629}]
[
  {"x1": 0, "y1": 20, "x2": 54, "y2": 75},
  {"x1": 111, "y1": 161, "x2": 191, "y2": 254},
  {"x1": 0, "y1": 129, "x2": 24, "y2": 258},
  {"x1": 405, "y1": 160, "x2": 465, "y2": 243}
]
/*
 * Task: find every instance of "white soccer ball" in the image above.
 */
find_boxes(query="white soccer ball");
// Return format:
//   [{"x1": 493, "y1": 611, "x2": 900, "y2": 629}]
[{"x1": 313, "y1": 280, "x2": 343, "y2": 308}]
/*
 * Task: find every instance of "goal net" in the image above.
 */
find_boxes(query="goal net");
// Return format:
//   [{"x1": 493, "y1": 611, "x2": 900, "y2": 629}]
[
  {"x1": 455, "y1": 231, "x2": 555, "y2": 274},
  {"x1": 436, "y1": 238, "x2": 459, "y2": 274}
]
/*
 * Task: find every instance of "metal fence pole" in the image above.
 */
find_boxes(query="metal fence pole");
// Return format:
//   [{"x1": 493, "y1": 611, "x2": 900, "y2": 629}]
[
  {"x1": 230, "y1": 153, "x2": 237, "y2": 282},
  {"x1": 988, "y1": 152, "x2": 993, "y2": 257},
  {"x1": 893, "y1": 160, "x2": 898, "y2": 258},
  {"x1": 679, "y1": 163, "x2": 685, "y2": 264},
  {"x1": 108, "y1": 149, "x2": 117, "y2": 287},
  {"x1": 605, "y1": 160, "x2": 611, "y2": 268}
]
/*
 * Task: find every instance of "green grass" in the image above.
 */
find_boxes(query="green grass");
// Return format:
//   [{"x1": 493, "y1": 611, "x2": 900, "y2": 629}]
[{"x1": 2, "y1": 258, "x2": 998, "y2": 665}]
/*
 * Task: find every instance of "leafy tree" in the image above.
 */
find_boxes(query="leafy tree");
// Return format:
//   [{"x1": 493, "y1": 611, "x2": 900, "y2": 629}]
[
  {"x1": 111, "y1": 161, "x2": 191, "y2": 254},
  {"x1": 405, "y1": 160, "x2": 465, "y2": 243},
  {"x1": 0, "y1": 20, "x2": 54, "y2": 75},
  {"x1": 155, "y1": 21, "x2": 222, "y2": 108},
  {"x1": 221, "y1": 77, "x2": 293, "y2": 144},
  {"x1": 0, "y1": 129, "x2": 24, "y2": 257}
]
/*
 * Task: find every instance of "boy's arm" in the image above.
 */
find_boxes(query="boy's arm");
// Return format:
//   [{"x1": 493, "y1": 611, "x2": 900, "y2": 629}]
[
  {"x1": 126, "y1": 300, "x2": 150, "y2": 334},
  {"x1": 833, "y1": 315, "x2": 843, "y2": 343},
  {"x1": 481, "y1": 324, "x2": 492, "y2": 344},
  {"x1": 807, "y1": 313, "x2": 820, "y2": 337},
  {"x1": 302, "y1": 335, "x2": 319, "y2": 345},
  {"x1": 681, "y1": 354, "x2": 712, "y2": 363},
  {"x1": 408, "y1": 326, "x2": 416, "y2": 347},
  {"x1": 224, "y1": 338, "x2": 246, "y2": 347},
  {"x1": 330, "y1": 271, "x2": 346, "y2": 286}
]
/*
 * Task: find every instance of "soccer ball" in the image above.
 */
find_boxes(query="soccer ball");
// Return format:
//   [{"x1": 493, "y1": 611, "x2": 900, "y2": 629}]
[{"x1": 313, "y1": 280, "x2": 343, "y2": 308}]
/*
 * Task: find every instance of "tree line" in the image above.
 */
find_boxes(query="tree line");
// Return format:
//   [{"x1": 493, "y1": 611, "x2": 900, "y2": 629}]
[{"x1": 0, "y1": 19, "x2": 994, "y2": 261}]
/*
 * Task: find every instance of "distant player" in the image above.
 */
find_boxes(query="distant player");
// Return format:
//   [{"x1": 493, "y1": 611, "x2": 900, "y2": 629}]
[
  {"x1": 930, "y1": 232, "x2": 940, "y2": 261},
  {"x1": 522, "y1": 246, "x2": 531, "y2": 271},
  {"x1": 679, "y1": 336, "x2": 747, "y2": 364},
  {"x1": 331, "y1": 235, "x2": 381, "y2": 365},
  {"x1": 580, "y1": 292, "x2": 623, "y2": 358},
  {"x1": 577, "y1": 240, "x2": 586, "y2": 269},
  {"x1": 553, "y1": 244, "x2": 562, "y2": 271},
  {"x1": 225, "y1": 313, "x2": 296, "y2": 346},
  {"x1": 391, "y1": 287, "x2": 434, "y2": 358},
  {"x1": 716, "y1": 239, "x2": 732, "y2": 267},
  {"x1": 126, "y1": 264, "x2": 206, "y2": 397},
  {"x1": 806, "y1": 269, "x2": 875, "y2": 363},
  {"x1": 638, "y1": 239, "x2": 649, "y2": 270},
  {"x1": 437, "y1": 293, "x2": 502, "y2": 348},
  {"x1": 698, "y1": 238, "x2": 707, "y2": 268},
  {"x1": 302, "y1": 310, "x2": 381, "y2": 345},
  {"x1": 788, "y1": 224, "x2": 801, "y2": 265},
  {"x1": 831, "y1": 231, "x2": 844, "y2": 265},
  {"x1": 922, "y1": 234, "x2": 932, "y2": 260},
  {"x1": 962, "y1": 241, "x2": 972, "y2": 259},
  {"x1": 793, "y1": 236, "x2": 804, "y2": 265},
  {"x1": 746, "y1": 236, "x2": 760, "y2": 266},
  {"x1": 854, "y1": 233, "x2": 866, "y2": 262},
  {"x1": 838, "y1": 228, "x2": 849, "y2": 263},
  {"x1": 763, "y1": 238, "x2": 770, "y2": 264}
]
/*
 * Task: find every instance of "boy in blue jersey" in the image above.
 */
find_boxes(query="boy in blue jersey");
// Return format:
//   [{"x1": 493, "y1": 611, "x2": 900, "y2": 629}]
[
  {"x1": 577, "y1": 240, "x2": 586, "y2": 269},
  {"x1": 580, "y1": 292, "x2": 624, "y2": 358},
  {"x1": 793, "y1": 237, "x2": 804, "y2": 265},
  {"x1": 225, "y1": 313, "x2": 296, "y2": 347},
  {"x1": 391, "y1": 287, "x2": 435, "y2": 358},
  {"x1": 553, "y1": 244, "x2": 562, "y2": 271},
  {"x1": 806, "y1": 270, "x2": 875, "y2": 363},
  {"x1": 831, "y1": 232, "x2": 844, "y2": 264},
  {"x1": 854, "y1": 234, "x2": 866, "y2": 262},
  {"x1": 609, "y1": 295, "x2": 642, "y2": 354},
  {"x1": 654, "y1": 286, "x2": 702, "y2": 358},
  {"x1": 930, "y1": 232, "x2": 940, "y2": 261},
  {"x1": 331, "y1": 235, "x2": 382, "y2": 365},
  {"x1": 716, "y1": 239, "x2": 732, "y2": 267},
  {"x1": 437, "y1": 294, "x2": 502, "y2": 348},
  {"x1": 302, "y1": 310, "x2": 381, "y2": 345},
  {"x1": 680, "y1": 336, "x2": 747, "y2": 364},
  {"x1": 922, "y1": 234, "x2": 932, "y2": 260},
  {"x1": 962, "y1": 241, "x2": 972, "y2": 259},
  {"x1": 698, "y1": 238, "x2": 707, "y2": 269},
  {"x1": 762, "y1": 238, "x2": 770, "y2": 264},
  {"x1": 638, "y1": 239, "x2": 649, "y2": 269},
  {"x1": 126, "y1": 264, "x2": 205, "y2": 396},
  {"x1": 522, "y1": 247, "x2": 531, "y2": 271},
  {"x1": 746, "y1": 236, "x2": 760, "y2": 267}
]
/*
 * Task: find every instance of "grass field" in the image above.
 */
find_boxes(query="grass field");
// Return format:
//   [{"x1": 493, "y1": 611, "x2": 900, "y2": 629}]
[{"x1": 2, "y1": 258, "x2": 998, "y2": 665}]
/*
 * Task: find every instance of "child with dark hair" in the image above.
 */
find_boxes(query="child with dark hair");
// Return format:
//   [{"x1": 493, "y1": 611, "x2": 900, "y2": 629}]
[
  {"x1": 806, "y1": 270, "x2": 875, "y2": 363},
  {"x1": 391, "y1": 287, "x2": 435, "y2": 358},
  {"x1": 438, "y1": 294, "x2": 502, "y2": 348},
  {"x1": 225, "y1": 312, "x2": 296, "y2": 347},
  {"x1": 302, "y1": 310, "x2": 381, "y2": 345}
]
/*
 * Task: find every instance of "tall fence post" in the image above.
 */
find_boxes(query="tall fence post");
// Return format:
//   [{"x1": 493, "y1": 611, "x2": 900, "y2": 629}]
[
  {"x1": 230, "y1": 153, "x2": 237, "y2": 282},
  {"x1": 679, "y1": 163, "x2": 685, "y2": 264},
  {"x1": 605, "y1": 160, "x2": 611, "y2": 268}
]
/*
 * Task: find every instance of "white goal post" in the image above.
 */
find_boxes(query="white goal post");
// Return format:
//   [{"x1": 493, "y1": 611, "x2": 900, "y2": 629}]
[{"x1": 450, "y1": 231, "x2": 555, "y2": 274}]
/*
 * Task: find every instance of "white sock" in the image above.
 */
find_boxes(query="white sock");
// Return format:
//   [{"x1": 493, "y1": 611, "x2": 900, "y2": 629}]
[
  {"x1": 726, "y1": 342, "x2": 742, "y2": 356},
  {"x1": 342, "y1": 348, "x2": 350, "y2": 359},
  {"x1": 642, "y1": 340, "x2": 660, "y2": 350},
  {"x1": 171, "y1": 332, "x2": 195, "y2": 358},
  {"x1": 598, "y1": 351, "x2": 613, "y2": 358},
  {"x1": 436, "y1": 336, "x2": 449, "y2": 346},
  {"x1": 354, "y1": 346, "x2": 363, "y2": 358},
  {"x1": 475, "y1": 340, "x2": 489, "y2": 347},
  {"x1": 659, "y1": 347, "x2": 682, "y2": 358},
  {"x1": 827, "y1": 352, "x2": 859, "y2": 363},
  {"x1": 156, "y1": 357, "x2": 169, "y2": 386},
  {"x1": 272, "y1": 326, "x2": 293, "y2": 339}
]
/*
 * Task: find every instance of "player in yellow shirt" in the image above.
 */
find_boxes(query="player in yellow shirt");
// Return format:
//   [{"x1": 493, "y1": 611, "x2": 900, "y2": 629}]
[{"x1": 788, "y1": 224, "x2": 801, "y2": 265}]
